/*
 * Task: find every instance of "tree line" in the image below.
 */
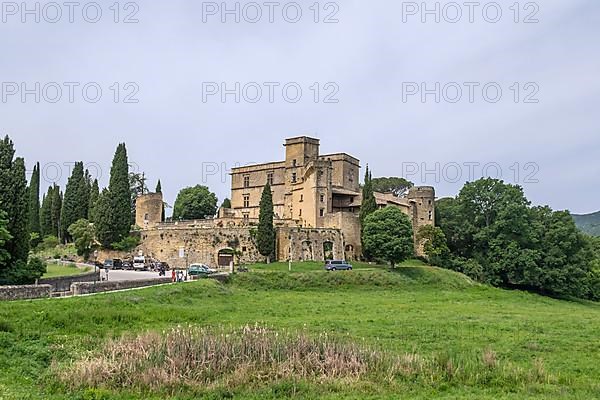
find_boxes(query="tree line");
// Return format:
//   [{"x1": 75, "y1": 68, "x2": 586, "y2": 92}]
[
  {"x1": 418, "y1": 178, "x2": 600, "y2": 300},
  {"x1": 0, "y1": 137, "x2": 150, "y2": 284}
]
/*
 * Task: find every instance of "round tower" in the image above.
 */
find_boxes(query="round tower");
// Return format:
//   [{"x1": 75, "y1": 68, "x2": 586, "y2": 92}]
[
  {"x1": 135, "y1": 193, "x2": 163, "y2": 229},
  {"x1": 407, "y1": 186, "x2": 435, "y2": 225}
]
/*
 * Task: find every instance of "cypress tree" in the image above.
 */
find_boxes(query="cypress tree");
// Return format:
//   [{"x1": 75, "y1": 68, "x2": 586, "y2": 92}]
[
  {"x1": 95, "y1": 188, "x2": 114, "y2": 248},
  {"x1": 28, "y1": 162, "x2": 41, "y2": 244},
  {"x1": 256, "y1": 183, "x2": 275, "y2": 263},
  {"x1": 40, "y1": 186, "x2": 53, "y2": 237},
  {"x1": 9, "y1": 158, "x2": 30, "y2": 264},
  {"x1": 360, "y1": 166, "x2": 378, "y2": 260},
  {"x1": 80, "y1": 169, "x2": 91, "y2": 219},
  {"x1": 155, "y1": 179, "x2": 165, "y2": 222},
  {"x1": 360, "y1": 166, "x2": 377, "y2": 226},
  {"x1": 0, "y1": 136, "x2": 30, "y2": 272},
  {"x1": 108, "y1": 143, "x2": 131, "y2": 243},
  {"x1": 221, "y1": 198, "x2": 232, "y2": 209},
  {"x1": 51, "y1": 185, "x2": 62, "y2": 239},
  {"x1": 60, "y1": 162, "x2": 87, "y2": 241},
  {"x1": 88, "y1": 179, "x2": 100, "y2": 222},
  {"x1": 0, "y1": 209, "x2": 11, "y2": 272}
]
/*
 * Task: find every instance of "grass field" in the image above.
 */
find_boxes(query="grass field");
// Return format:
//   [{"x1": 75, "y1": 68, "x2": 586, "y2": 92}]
[
  {"x1": 1, "y1": 262, "x2": 599, "y2": 399},
  {"x1": 42, "y1": 262, "x2": 92, "y2": 279}
]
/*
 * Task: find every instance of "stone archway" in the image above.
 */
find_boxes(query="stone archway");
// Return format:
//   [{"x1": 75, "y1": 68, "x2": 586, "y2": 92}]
[
  {"x1": 323, "y1": 241, "x2": 334, "y2": 261},
  {"x1": 301, "y1": 241, "x2": 313, "y2": 261},
  {"x1": 345, "y1": 244, "x2": 355, "y2": 261},
  {"x1": 217, "y1": 248, "x2": 234, "y2": 268}
]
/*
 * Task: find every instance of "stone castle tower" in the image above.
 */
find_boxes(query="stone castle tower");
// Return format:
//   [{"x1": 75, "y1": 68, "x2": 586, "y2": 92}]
[{"x1": 135, "y1": 192, "x2": 163, "y2": 229}]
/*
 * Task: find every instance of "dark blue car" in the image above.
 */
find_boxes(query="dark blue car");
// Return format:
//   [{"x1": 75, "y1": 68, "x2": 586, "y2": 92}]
[{"x1": 325, "y1": 260, "x2": 353, "y2": 271}]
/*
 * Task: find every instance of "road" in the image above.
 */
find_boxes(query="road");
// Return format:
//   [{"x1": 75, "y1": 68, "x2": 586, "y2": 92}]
[{"x1": 102, "y1": 269, "x2": 167, "y2": 282}]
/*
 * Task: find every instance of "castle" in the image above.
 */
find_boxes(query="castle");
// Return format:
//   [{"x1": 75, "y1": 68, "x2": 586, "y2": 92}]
[{"x1": 135, "y1": 137, "x2": 435, "y2": 268}]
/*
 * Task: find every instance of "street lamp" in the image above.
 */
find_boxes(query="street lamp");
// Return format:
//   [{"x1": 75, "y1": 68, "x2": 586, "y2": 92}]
[{"x1": 93, "y1": 250, "x2": 98, "y2": 284}]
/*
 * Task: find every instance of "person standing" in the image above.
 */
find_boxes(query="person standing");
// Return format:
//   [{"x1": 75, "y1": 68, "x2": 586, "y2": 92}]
[{"x1": 171, "y1": 269, "x2": 176, "y2": 283}]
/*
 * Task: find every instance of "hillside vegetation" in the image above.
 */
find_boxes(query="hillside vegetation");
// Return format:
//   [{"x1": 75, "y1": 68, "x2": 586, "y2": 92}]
[
  {"x1": 1, "y1": 265, "x2": 599, "y2": 399},
  {"x1": 572, "y1": 211, "x2": 600, "y2": 236}
]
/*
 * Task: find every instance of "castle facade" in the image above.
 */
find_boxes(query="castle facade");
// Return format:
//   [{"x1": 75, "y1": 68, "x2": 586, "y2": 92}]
[{"x1": 135, "y1": 137, "x2": 435, "y2": 268}]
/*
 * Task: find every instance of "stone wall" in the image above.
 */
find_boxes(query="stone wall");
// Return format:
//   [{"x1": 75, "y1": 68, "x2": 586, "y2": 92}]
[
  {"x1": 71, "y1": 278, "x2": 172, "y2": 296},
  {"x1": 39, "y1": 270, "x2": 101, "y2": 292},
  {"x1": 0, "y1": 285, "x2": 52, "y2": 301},
  {"x1": 323, "y1": 211, "x2": 361, "y2": 260},
  {"x1": 138, "y1": 226, "x2": 261, "y2": 269},
  {"x1": 277, "y1": 227, "x2": 344, "y2": 262}
]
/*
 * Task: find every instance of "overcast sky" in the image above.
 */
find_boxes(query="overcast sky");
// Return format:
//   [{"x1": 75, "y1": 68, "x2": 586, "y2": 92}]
[{"x1": 1, "y1": 0, "x2": 598, "y2": 214}]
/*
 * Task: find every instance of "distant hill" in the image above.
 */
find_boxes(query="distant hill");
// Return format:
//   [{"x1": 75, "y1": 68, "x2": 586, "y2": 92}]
[{"x1": 572, "y1": 211, "x2": 600, "y2": 236}]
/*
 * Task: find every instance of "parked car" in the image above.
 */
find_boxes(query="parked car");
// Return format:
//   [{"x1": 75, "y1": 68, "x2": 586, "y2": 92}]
[
  {"x1": 324, "y1": 260, "x2": 353, "y2": 271},
  {"x1": 103, "y1": 259, "x2": 114, "y2": 269},
  {"x1": 188, "y1": 264, "x2": 216, "y2": 277},
  {"x1": 133, "y1": 256, "x2": 146, "y2": 271},
  {"x1": 122, "y1": 261, "x2": 133, "y2": 270},
  {"x1": 112, "y1": 258, "x2": 123, "y2": 270}
]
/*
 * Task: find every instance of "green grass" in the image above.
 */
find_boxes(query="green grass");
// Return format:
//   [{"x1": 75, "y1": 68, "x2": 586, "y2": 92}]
[
  {"x1": 248, "y1": 259, "x2": 427, "y2": 272},
  {"x1": 1, "y1": 264, "x2": 599, "y2": 399},
  {"x1": 41, "y1": 262, "x2": 92, "y2": 279}
]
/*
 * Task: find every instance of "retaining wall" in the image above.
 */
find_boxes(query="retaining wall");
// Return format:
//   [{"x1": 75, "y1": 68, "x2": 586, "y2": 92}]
[
  {"x1": 0, "y1": 285, "x2": 52, "y2": 301},
  {"x1": 71, "y1": 278, "x2": 172, "y2": 295},
  {"x1": 39, "y1": 270, "x2": 101, "y2": 292}
]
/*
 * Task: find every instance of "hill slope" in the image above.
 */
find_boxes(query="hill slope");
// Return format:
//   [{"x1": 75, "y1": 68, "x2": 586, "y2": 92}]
[
  {"x1": 572, "y1": 211, "x2": 600, "y2": 236},
  {"x1": 1, "y1": 265, "x2": 599, "y2": 399}
]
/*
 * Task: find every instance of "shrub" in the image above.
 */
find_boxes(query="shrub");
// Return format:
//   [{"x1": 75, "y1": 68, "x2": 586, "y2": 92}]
[
  {"x1": 111, "y1": 235, "x2": 140, "y2": 252},
  {"x1": 57, "y1": 325, "x2": 554, "y2": 394}
]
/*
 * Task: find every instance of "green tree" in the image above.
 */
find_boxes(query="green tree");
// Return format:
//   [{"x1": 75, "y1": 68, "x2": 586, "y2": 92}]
[
  {"x1": 4, "y1": 257, "x2": 46, "y2": 285},
  {"x1": 27, "y1": 162, "x2": 41, "y2": 246},
  {"x1": 371, "y1": 177, "x2": 413, "y2": 197},
  {"x1": 8, "y1": 157, "x2": 29, "y2": 264},
  {"x1": 0, "y1": 209, "x2": 12, "y2": 271},
  {"x1": 256, "y1": 184, "x2": 275, "y2": 263},
  {"x1": 0, "y1": 136, "x2": 31, "y2": 282},
  {"x1": 130, "y1": 171, "x2": 148, "y2": 225},
  {"x1": 67, "y1": 219, "x2": 97, "y2": 260},
  {"x1": 221, "y1": 198, "x2": 232, "y2": 209},
  {"x1": 94, "y1": 189, "x2": 114, "y2": 248},
  {"x1": 363, "y1": 207, "x2": 414, "y2": 267},
  {"x1": 155, "y1": 179, "x2": 165, "y2": 222},
  {"x1": 40, "y1": 187, "x2": 53, "y2": 237},
  {"x1": 360, "y1": 165, "x2": 378, "y2": 259},
  {"x1": 60, "y1": 162, "x2": 87, "y2": 242},
  {"x1": 436, "y1": 178, "x2": 598, "y2": 299},
  {"x1": 172, "y1": 185, "x2": 218, "y2": 220},
  {"x1": 88, "y1": 179, "x2": 100, "y2": 222},
  {"x1": 51, "y1": 185, "x2": 62, "y2": 239},
  {"x1": 416, "y1": 225, "x2": 450, "y2": 266},
  {"x1": 108, "y1": 143, "x2": 132, "y2": 243}
]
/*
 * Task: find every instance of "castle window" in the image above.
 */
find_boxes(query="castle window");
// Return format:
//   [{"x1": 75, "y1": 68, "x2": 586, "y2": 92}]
[
  {"x1": 267, "y1": 172, "x2": 274, "y2": 186},
  {"x1": 300, "y1": 194, "x2": 304, "y2": 202},
  {"x1": 243, "y1": 175, "x2": 250, "y2": 188},
  {"x1": 428, "y1": 200, "x2": 432, "y2": 205},
  {"x1": 320, "y1": 194, "x2": 325, "y2": 203},
  {"x1": 243, "y1": 213, "x2": 249, "y2": 222},
  {"x1": 292, "y1": 159, "x2": 297, "y2": 167},
  {"x1": 428, "y1": 211, "x2": 433, "y2": 220},
  {"x1": 144, "y1": 213, "x2": 149, "y2": 221},
  {"x1": 320, "y1": 208, "x2": 325, "y2": 217},
  {"x1": 299, "y1": 209, "x2": 302, "y2": 217},
  {"x1": 243, "y1": 195, "x2": 250, "y2": 208},
  {"x1": 242, "y1": 246, "x2": 247, "y2": 252},
  {"x1": 291, "y1": 172, "x2": 297, "y2": 183}
]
